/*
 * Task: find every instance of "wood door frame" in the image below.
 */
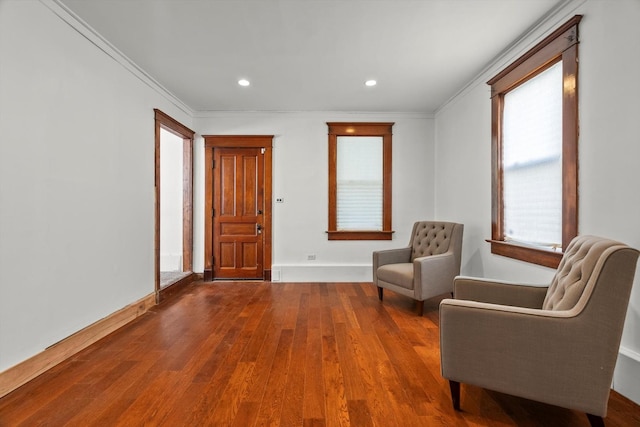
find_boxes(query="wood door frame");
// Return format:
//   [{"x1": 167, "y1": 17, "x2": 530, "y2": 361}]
[
  {"x1": 154, "y1": 109, "x2": 195, "y2": 301},
  {"x1": 204, "y1": 135, "x2": 273, "y2": 281}
]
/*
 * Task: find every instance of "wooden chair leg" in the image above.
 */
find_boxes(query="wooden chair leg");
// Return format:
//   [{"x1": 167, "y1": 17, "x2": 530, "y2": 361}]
[
  {"x1": 377, "y1": 286, "x2": 383, "y2": 301},
  {"x1": 416, "y1": 300, "x2": 424, "y2": 316},
  {"x1": 449, "y1": 380, "x2": 461, "y2": 411},
  {"x1": 586, "y1": 414, "x2": 605, "y2": 427}
]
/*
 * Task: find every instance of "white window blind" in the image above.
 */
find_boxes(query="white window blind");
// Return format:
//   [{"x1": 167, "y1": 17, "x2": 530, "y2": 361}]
[
  {"x1": 336, "y1": 136, "x2": 383, "y2": 230},
  {"x1": 503, "y1": 61, "x2": 562, "y2": 250}
]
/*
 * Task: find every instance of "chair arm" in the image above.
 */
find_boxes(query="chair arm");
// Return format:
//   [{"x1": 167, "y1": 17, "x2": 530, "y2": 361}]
[
  {"x1": 372, "y1": 247, "x2": 412, "y2": 286},
  {"x1": 439, "y1": 300, "x2": 611, "y2": 415},
  {"x1": 373, "y1": 247, "x2": 411, "y2": 268},
  {"x1": 453, "y1": 276, "x2": 548, "y2": 309},
  {"x1": 413, "y1": 252, "x2": 457, "y2": 299}
]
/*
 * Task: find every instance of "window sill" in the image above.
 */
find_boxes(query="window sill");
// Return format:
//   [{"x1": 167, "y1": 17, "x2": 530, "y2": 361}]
[
  {"x1": 487, "y1": 239, "x2": 562, "y2": 269},
  {"x1": 327, "y1": 230, "x2": 394, "y2": 241}
]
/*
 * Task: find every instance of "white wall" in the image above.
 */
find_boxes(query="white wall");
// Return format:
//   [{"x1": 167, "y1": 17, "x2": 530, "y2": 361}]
[
  {"x1": 160, "y1": 128, "x2": 184, "y2": 271},
  {"x1": 193, "y1": 112, "x2": 435, "y2": 282},
  {"x1": 434, "y1": 0, "x2": 640, "y2": 403},
  {"x1": 0, "y1": 0, "x2": 192, "y2": 372}
]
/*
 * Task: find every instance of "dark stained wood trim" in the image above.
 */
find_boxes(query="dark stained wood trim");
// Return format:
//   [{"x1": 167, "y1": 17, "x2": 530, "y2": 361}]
[
  {"x1": 263, "y1": 143, "x2": 273, "y2": 280},
  {"x1": 490, "y1": 95, "x2": 503, "y2": 244},
  {"x1": 326, "y1": 122, "x2": 394, "y2": 136},
  {"x1": 158, "y1": 272, "x2": 197, "y2": 303},
  {"x1": 487, "y1": 15, "x2": 582, "y2": 90},
  {"x1": 382, "y1": 127, "x2": 392, "y2": 234},
  {"x1": 182, "y1": 137, "x2": 193, "y2": 272},
  {"x1": 154, "y1": 114, "x2": 161, "y2": 299},
  {"x1": 203, "y1": 135, "x2": 274, "y2": 281},
  {"x1": 154, "y1": 109, "x2": 196, "y2": 299},
  {"x1": 327, "y1": 231, "x2": 394, "y2": 241},
  {"x1": 487, "y1": 240, "x2": 563, "y2": 269},
  {"x1": 326, "y1": 122, "x2": 394, "y2": 240},
  {"x1": 204, "y1": 135, "x2": 274, "y2": 148},
  {"x1": 0, "y1": 292, "x2": 156, "y2": 399},
  {"x1": 204, "y1": 145, "x2": 214, "y2": 281},
  {"x1": 328, "y1": 130, "x2": 338, "y2": 233},
  {"x1": 155, "y1": 109, "x2": 195, "y2": 139},
  {"x1": 487, "y1": 16, "x2": 581, "y2": 268},
  {"x1": 561, "y1": 41, "x2": 579, "y2": 253}
]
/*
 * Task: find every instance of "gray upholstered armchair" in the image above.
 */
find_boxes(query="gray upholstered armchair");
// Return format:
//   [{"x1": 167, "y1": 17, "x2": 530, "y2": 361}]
[
  {"x1": 373, "y1": 221, "x2": 463, "y2": 316},
  {"x1": 440, "y1": 235, "x2": 639, "y2": 427}
]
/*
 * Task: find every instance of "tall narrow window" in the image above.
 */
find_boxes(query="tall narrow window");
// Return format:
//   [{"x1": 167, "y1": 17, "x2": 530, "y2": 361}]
[
  {"x1": 488, "y1": 16, "x2": 581, "y2": 268},
  {"x1": 327, "y1": 122, "x2": 393, "y2": 240}
]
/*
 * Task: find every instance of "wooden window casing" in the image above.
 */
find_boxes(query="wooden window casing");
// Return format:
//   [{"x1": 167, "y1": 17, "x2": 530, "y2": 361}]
[
  {"x1": 487, "y1": 16, "x2": 581, "y2": 268},
  {"x1": 327, "y1": 122, "x2": 394, "y2": 240}
]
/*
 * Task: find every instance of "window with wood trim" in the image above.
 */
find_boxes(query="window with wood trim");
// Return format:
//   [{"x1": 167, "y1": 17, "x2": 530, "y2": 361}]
[
  {"x1": 488, "y1": 15, "x2": 581, "y2": 268},
  {"x1": 327, "y1": 122, "x2": 393, "y2": 240}
]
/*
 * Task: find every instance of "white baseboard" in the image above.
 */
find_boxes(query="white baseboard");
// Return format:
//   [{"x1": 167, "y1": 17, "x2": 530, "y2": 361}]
[
  {"x1": 271, "y1": 264, "x2": 373, "y2": 283},
  {"x1": 613, "y1": 346, "x2": 640, "y2": 405}
]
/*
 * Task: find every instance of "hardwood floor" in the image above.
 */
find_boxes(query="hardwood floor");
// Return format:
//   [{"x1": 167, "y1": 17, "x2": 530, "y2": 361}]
[{"x1": 1, "y1": 281, "x2": 639, "y2": 426}]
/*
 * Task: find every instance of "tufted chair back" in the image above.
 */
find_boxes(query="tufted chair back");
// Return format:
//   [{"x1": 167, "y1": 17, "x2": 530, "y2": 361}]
[
  {"x1": 543, "y1": 235, "x2": 628, "y2": 311},
  {"x1": 410, "y1": 221, "x2": 456, "y2": 261}
]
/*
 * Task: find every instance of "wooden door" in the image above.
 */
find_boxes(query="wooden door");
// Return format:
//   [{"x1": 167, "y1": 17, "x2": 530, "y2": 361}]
[
  {"x1": 213, "y1": 147, "x2": 264, "y2": 279},
  {"x1": 204, "y1": 135, "x2": 272, "y2": 281}
]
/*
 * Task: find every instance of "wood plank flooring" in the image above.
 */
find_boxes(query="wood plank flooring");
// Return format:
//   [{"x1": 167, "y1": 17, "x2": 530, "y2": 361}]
[{"x1": 1, "y1": 281, "x2": 639, "y2": 426}]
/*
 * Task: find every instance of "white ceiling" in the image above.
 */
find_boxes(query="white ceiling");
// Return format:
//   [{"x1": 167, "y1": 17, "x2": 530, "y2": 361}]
[{"x1": 58, "y1": 0, "x2": 565, "y2": 113}]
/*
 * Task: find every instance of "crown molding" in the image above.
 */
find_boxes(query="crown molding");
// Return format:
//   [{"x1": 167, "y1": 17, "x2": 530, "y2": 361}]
[
  {"x1": 435, "y1": 0, "x2": 586, "y2": 117},
  {"x1": 193, "y1": 110, "x2": 433, "y2": 120},
  {"x1": 41, "y1": 0, "x2": 194, "y2": 117}
]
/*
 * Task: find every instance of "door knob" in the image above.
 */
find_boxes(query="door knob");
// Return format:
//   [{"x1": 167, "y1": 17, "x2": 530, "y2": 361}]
[{"x1": 256, "y1": 224, "x2": 262, "y2": 234}]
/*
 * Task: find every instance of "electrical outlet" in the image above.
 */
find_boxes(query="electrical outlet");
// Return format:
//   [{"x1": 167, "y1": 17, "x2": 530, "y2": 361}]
[
  {"x1": 276, "y1": 197, "x2": 284, "y2": 203},
  {"x1": 307, "y1": 254, "x2": 316, "y2": 260}
]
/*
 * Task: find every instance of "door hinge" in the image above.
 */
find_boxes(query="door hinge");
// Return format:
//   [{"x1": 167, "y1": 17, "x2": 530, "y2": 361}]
[
  {"x1": 212, "y1": 208, "x2": 215, "y2": 217},
  {"x1": 261, "y1": 148, "x2": 265, "y2": 154}
]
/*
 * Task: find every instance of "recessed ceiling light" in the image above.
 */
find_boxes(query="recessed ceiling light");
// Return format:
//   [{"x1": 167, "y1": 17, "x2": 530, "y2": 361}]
[
  {"x1": 238, "y1": 79, "x2": 250, "y2": 87},
  {"x1": 365, "y1": 80, "x2": 377, "y2": 87}
]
